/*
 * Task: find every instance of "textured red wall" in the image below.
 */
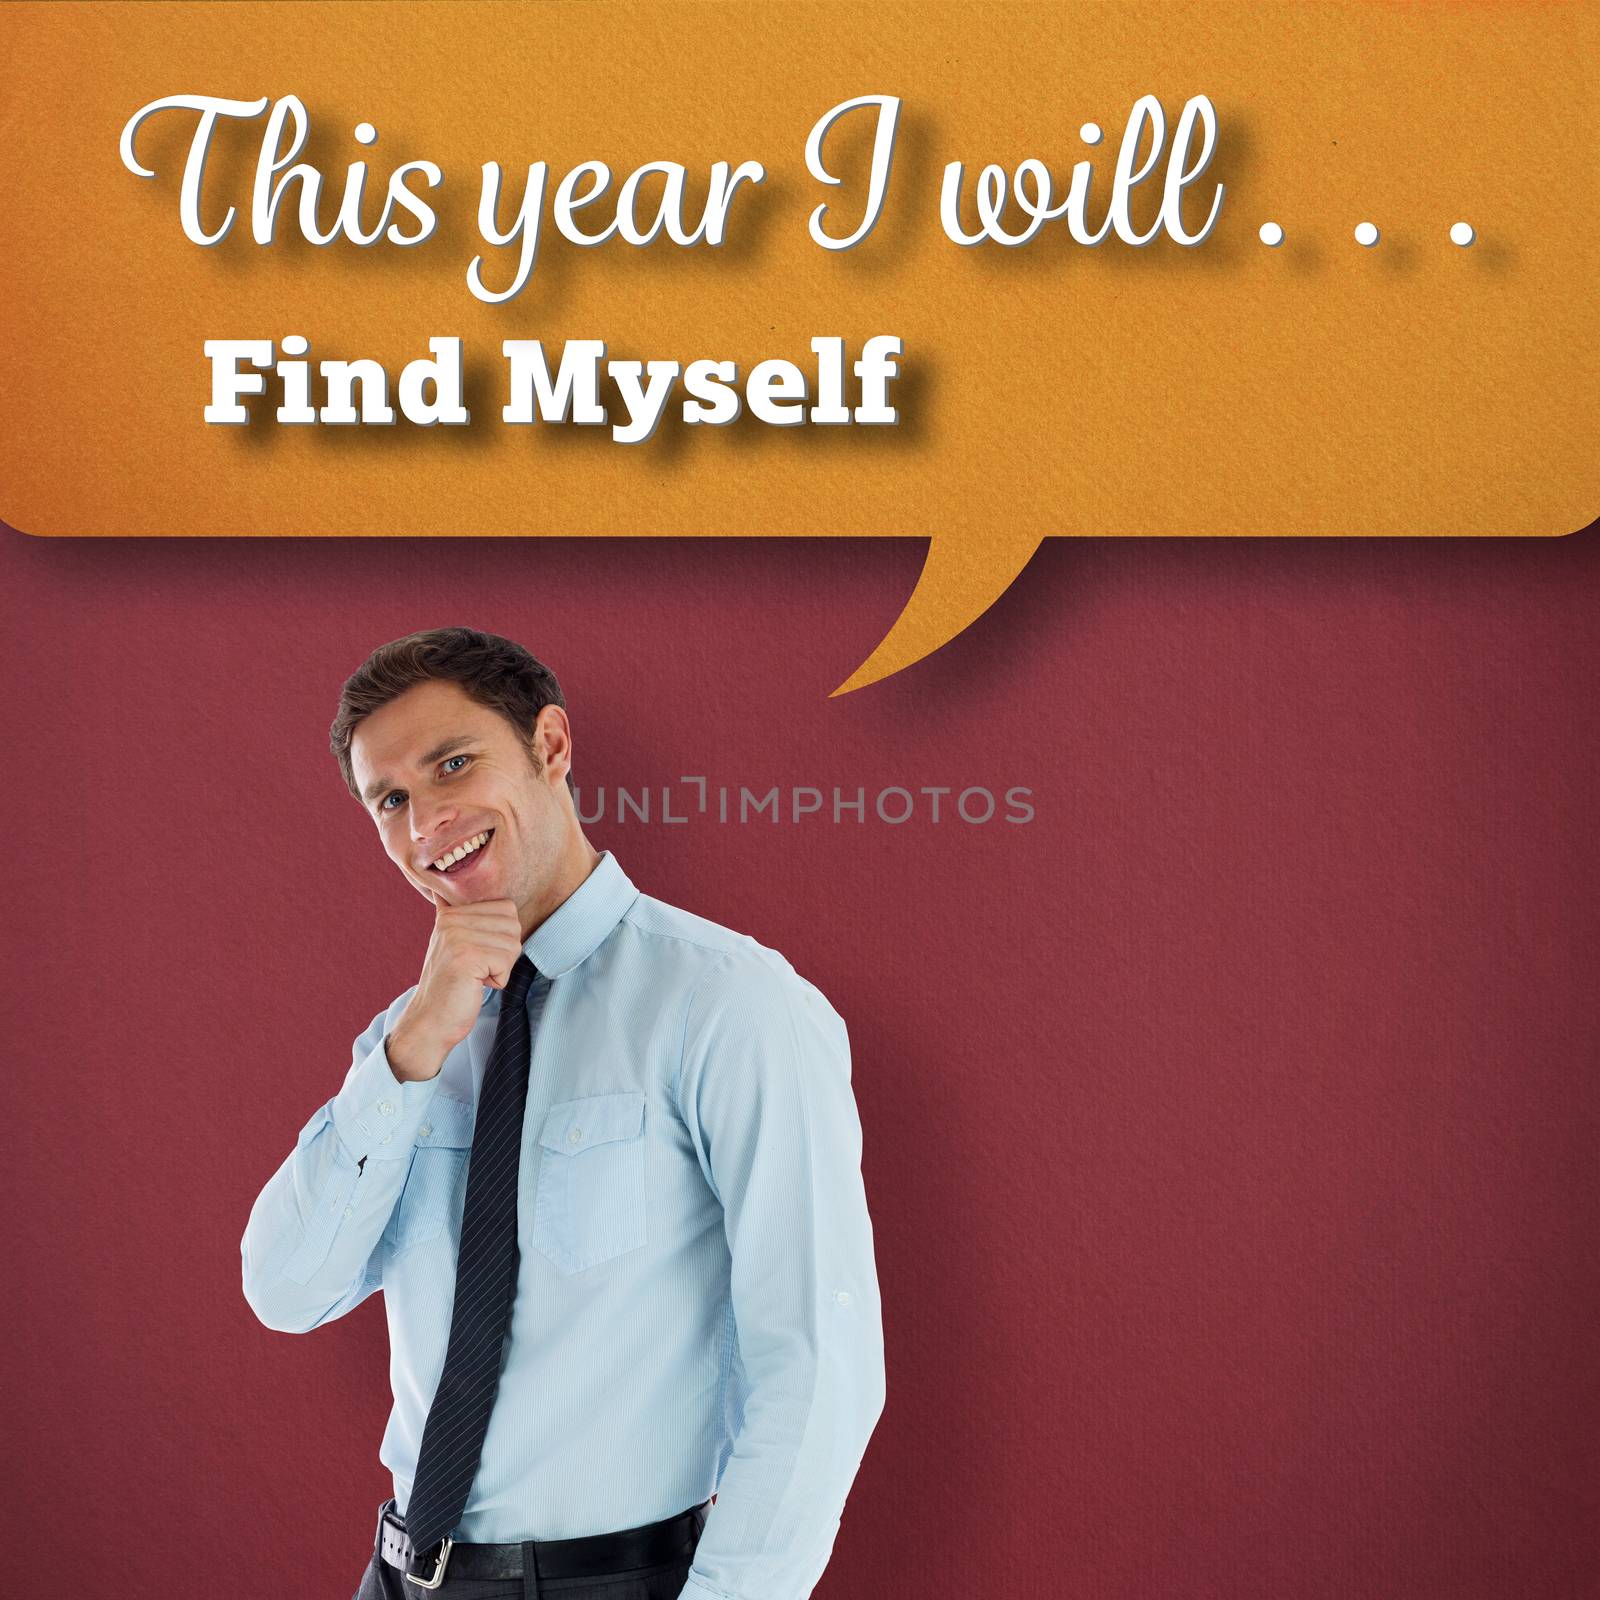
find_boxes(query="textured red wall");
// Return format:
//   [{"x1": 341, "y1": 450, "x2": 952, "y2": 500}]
[{"x1": 5, "y1": 530, "x2": 1597, "y2": 1600}]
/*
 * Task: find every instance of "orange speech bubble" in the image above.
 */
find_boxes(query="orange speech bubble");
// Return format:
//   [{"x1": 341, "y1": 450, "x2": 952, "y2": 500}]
[{"x1": 1, "y1": 1, "x2": 1595, "y2": 694}]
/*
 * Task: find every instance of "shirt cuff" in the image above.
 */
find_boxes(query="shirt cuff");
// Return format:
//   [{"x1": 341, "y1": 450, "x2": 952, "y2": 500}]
[
  {"x1": 674, "y1": 1578, "x2": 733, "y2": 1600},
  {"x1": 330, "y1": 1034, "x2": 444, "y2": 1160}
]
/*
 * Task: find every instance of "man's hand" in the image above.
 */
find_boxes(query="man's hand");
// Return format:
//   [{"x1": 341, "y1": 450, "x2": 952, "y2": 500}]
[{"x1": 387, "y1": 897, "x2": 525, "y2": 1082}]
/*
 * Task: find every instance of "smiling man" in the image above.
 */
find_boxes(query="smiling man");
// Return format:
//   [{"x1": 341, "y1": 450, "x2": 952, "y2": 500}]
[{"x1": 240, "y1": 627, "x2": 886, "y2": 1600}]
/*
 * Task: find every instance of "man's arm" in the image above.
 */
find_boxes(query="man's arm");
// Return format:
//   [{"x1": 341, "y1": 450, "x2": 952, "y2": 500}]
[
  {"x1": 241, "y1": 897, "x2": 525, "y2": 1333},
  {"x1": 240, "y1": 997, "x2": 443, "y2": 1333},
  {"x1": 673, "y1": 956, "x2": 887, "y2": 1600}
]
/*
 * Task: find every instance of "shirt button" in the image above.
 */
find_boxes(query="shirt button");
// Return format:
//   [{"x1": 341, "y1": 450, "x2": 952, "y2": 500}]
[
  {"x1": 833, "y1": 1289, "x2": 852, "y2": 1306},
  {"x1": 378, "y1": 1100, "x2": 395, "y2": 1116},
  {"x1": 568, "y1": 1127, "x2": 583, "y2": 1145},
  {"x1": 343, "y1": 1207, "x2": 354, "y2": 1219},
  {"x1": 418, "y1": 1124, "x2": 433, "y2": 1138},
  {"x1": 380, "y1": 1134, "x2": 393, "y2": 1145}
]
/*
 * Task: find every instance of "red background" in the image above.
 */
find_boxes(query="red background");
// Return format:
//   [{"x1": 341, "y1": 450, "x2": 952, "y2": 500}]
[{"x1": 5, "y1": 529, "x2": 1597, "y2": 1599}]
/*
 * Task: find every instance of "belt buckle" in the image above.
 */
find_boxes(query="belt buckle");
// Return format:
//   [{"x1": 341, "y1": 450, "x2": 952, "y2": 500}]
[{"x1": 405, "y1": 1536, "x2": 453, "y2": 1591}]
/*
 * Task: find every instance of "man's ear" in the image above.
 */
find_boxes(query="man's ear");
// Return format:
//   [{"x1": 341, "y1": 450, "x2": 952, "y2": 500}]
[{"x1": 534, "y1": 704, "x2": 575, "y2": 786}]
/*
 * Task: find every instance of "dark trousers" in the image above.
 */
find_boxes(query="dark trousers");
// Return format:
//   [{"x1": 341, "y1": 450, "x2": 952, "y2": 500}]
[{"x1": 352, "y1": 1500, "x2": 707, "y2": 1600}]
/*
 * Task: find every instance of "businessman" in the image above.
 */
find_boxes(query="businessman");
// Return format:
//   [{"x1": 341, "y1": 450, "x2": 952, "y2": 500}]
[{"x1": 241, "y1": 627, "x2": 886, "y2": 1600}]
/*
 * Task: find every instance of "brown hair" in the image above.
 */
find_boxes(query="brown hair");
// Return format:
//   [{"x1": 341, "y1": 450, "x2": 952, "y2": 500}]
[{"x1": 330, "y1": 627, "x2": 573, "y2": 798}]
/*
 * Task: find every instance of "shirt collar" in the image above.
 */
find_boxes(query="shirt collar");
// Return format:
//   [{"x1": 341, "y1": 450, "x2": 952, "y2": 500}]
[{"x1": 523, "y1": 850, "x2": 639, "y2": 979}]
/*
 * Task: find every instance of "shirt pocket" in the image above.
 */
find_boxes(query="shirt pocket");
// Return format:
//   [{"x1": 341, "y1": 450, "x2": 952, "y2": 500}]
[
  {"x1": 388, "y1": 1098, "x2": 473, "y2": 1255},
  {"x1": 531, "y1": 1091, "x2": 648, "y2": 1275}
]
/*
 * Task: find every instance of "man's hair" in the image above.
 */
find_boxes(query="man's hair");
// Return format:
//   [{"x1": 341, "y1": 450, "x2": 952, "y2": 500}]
[{"x1": 330, "y1": 627, "x2": 574, "y2": 799}]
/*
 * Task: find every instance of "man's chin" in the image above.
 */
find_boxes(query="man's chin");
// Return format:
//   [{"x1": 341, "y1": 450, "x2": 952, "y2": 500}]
[{"x1": 428, "y1": 876, "x2": 506, "y2": 905}]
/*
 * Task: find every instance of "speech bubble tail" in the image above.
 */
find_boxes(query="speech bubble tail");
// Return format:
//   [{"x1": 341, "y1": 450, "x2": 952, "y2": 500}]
[{"x1": 830, "y1": 533, "x2": 1043, "y2": 696}]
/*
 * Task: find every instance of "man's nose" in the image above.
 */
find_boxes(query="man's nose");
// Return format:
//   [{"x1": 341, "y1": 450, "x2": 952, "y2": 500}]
[{"x1": 411, "y1": 796, "x2": 459, "y2": 845}]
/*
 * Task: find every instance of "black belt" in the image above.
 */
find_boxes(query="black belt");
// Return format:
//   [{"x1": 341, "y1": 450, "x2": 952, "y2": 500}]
[{"x1": 377, "y1": 1498, "x2": 709, "y2": 1590}]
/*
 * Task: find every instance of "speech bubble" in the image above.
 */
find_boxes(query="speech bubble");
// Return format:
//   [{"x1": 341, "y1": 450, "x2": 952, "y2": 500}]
[
  {"x1": 830, "y1": 533, "x2": 1043, "y2": 696},
  {"x1": 2, "y1": 2, "x2": 1595, "y2": 694}
]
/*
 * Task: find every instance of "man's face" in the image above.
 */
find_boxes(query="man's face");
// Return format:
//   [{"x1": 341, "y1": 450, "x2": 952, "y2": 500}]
[{"x1": 348, "y1": 679, "x2": 565, "y2": 914}]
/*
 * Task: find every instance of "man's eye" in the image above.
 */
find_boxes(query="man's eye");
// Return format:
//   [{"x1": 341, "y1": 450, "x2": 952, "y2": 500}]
[
  {"x1": 381, "y1": 792, "x2": 406, "y2": 811},
  {"x1": 442, "y1": 754, "x2": 470, "y2": 773}
]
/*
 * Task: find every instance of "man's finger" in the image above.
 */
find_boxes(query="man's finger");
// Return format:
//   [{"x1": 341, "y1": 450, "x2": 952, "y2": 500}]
[{"x1": 434, "y1": 899, "x2": 519, "y2": 924}]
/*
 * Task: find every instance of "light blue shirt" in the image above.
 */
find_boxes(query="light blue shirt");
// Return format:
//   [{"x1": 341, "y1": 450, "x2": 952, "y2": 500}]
[{"x1": 241, "y1": 850, "x2": 885, "y2": 1600}]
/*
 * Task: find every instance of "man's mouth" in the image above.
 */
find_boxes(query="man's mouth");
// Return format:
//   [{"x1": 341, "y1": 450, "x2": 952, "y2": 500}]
[{"x1": 428, "y1": 829, "x2": 494, "y2": 875}]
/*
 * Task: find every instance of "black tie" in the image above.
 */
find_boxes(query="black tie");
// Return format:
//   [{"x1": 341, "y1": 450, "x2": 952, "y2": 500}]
[{"x1": 405, "y1": 953, "x2": 539, "y2": 1562}]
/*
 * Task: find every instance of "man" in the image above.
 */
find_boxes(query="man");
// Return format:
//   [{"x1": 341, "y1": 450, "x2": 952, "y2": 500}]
[{"x1": 241, "y1": 627, "x2": 886, "y2": 1600}]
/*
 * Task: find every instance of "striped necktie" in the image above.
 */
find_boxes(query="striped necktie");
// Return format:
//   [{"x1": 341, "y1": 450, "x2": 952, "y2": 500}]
[{"x1": 404, "y1": 952, "x2": 539, "y2": 1565}]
